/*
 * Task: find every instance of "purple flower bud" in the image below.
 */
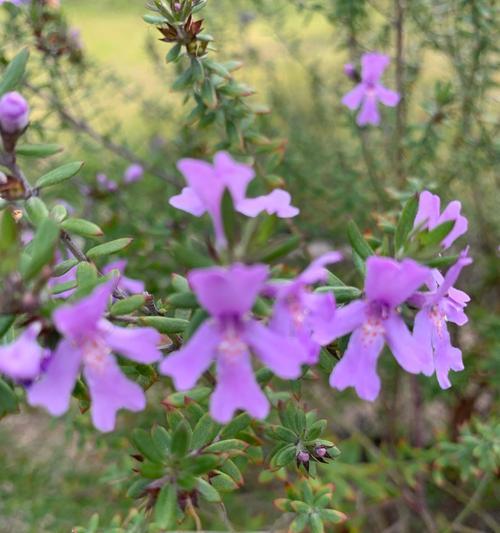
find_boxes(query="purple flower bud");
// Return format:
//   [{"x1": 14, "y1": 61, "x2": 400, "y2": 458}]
[
  {"x1": 343, "y1": 63, "x2": 357, "y2": 80},
  {"x1": 297, "y1": 450, "x2": 310, "y2": 463},
  {"x1": 173, "y1": 2, "x2": 182, "y2": 12},
  {"x1": 0, "y1": 91, "x2": 30, "y2": 133},
  {"x1": 315, "y1": 446, "x2": 327, "y2": 458},
  {"x1": 123, "y1": 163, "x2": 144, "y2": 184}
]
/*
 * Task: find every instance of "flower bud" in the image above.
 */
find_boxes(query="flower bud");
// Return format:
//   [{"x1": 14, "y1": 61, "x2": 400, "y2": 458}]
[
  {"x1": 343, "y1": 63, "x2": 360, "y2": 82},
  {"x1": 0, "y1": 91, "x2": 30, "y2": 134},
  {"x1": 123, "y1": 163, "x2": 144, "y2": 184},
  {"x1": 296, "y1": 450, "x2": 310, "y2": 471}
]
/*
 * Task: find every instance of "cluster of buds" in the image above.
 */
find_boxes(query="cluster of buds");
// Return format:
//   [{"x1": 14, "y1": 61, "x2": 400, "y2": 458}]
[
  {"x1": 28, "y1": 0, "x2": 83, "y2": 62},
  {"x1": 296, "y1": 444, "x2": 340, "y2": 472},
  {"x1": 150, "y1": 0, "x2": 209, "y2": 57}
]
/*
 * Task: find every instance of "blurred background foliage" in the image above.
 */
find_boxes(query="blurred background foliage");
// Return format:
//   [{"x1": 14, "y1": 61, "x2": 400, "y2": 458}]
[{"x1": 0, "y1": 0, "x2": 499, "y2": 531}]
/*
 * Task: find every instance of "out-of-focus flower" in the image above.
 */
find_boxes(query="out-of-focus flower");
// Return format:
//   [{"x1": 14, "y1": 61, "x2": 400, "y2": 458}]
[
  {"x1": 412, "y1": 250, "x2": 472, "y2": 389},
  {"x1": 102, "y1": 260, "x2": 145, "y2": 295},
  {"x1": 317, "y1": 257, "x2": 430, "y2": 401},
  {"x1": 27, "y1": 281, "x2": 162, "y2": 432},
  {"x1": 0, "y1": 0, "x2": 29, "y2": 6},
  {"x1": 268, "y1": 252, "x2": 342, "y2": 364},
  {"x1": 96, "y1": 173, "x2": 118, "y2": 193},
  {"x1": 0, "y1": 92, "x2": 29, "y2": 133},
  {"x1": 170, "y1": 152, "x2": 299, "y2": 246},
  {"x1": 123, "y1": 164, "x2": 144, "y2": 184},
  {"x1": 237, "y1": 189, "x2": 299, "y2": 218},
  {"x1": 160, "y1": 263, "x2": 308, "y2": 423},
  {"x1": 342, "y1": 53, "x2": 400, "y2": 126},
  {"x1": 0, "y1": 323, "x2": 44, "y2": 381},
  {"x1": 414, "y1": 190, "x2": 468, "y2": 250}
]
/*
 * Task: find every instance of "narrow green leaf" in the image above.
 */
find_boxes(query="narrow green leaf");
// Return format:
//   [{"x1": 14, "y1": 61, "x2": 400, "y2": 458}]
[
  {"x1": 419, "y1": 220, "x2": 455, "y2": 248},
  {"x1": 309, "y1": 513, "x2": 325, "y2": 533},
  {"x1": 131, "y1": 428, "x2": 165, "y2": 463},
  {"x1": 110, "y1": 295, "x2": 146, "y2": 316},
  {"x1": 35, "y1": 161, "x2": 84, "y2": 189},
  {"x1": 347, "y1": 220, "x2": 374, "y2": 260},
  {"x1": 256, "y1": 235, "x2": 301, "y2": 263},
  {"x1": 166, "y1": 42, "x2": 182, "y2": 63},
  {"x1": 0, "y1": 48, "x2": 29, "y2": 95},
  {"x1": 154, "y1": 483, "x2": 177, "y2": 529},
  {"x1": 139, "y1": 316, "x2": 189, "y2": 334},
  {"x1": 0, "y1": 209, "x2": 18, "y2": 253},
  {"x1": 61, "y1": 218, "x2": 103, "y2": 238},
  {"x1": 395, "y1": 195, "x2": 418, "y2": 252},
  {"x1": 0, "y1": 315, "x2": 15, "y2": 338},
  {"x1": 25, "y1": 197, "x2": 49, "y2": 226},
  {"x1": 210, "y1": 472, "x2": 239, "y2": 492},
  {"x1": 220, "y1": 412, "x2": 251, "y2": 439},
  {"x1": 315, "y1": 285, "x2": 362, "y2": 303},
  {"x1": 151, "y1": 426, "x2": 171, "y2": 457},
  {"x1": 16, "y1": 144, "x2": 63, "y2": 158},
  {"x1": 204, "y1": 439, "x2": 247, "y2": 454},
  {"x1": 191, "y1": 413, "x2": 220, "y2": 449},
  {"x1": 52, "y1": 259, "x2": 78, "y2": 277},
  {"x1": 21, "y1": 218, "x2": 59, "y2": 280},
  {"x1": 196, "y1": 477, "x2": 221, "y2": 503},
  {"x1": 171, "y1": 420, "x2": 192, "y2": 457},
  {"x1": 86, "y1": 238, "x2": 133, "y2": 259},
  {"x1": 167, "y1": 291, "x2": 198, "y2": 308},
  {"x1": 0, "y1": 377, "x2": 18, "y2": 416}
]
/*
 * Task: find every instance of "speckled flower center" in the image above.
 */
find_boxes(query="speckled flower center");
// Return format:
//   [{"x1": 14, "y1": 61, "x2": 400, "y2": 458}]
[
  {"x1": 219, "y1": 327, "x2": 246, "y2": 360},
  {"x1": 82, "y1": 336, "x2": 111, "y2": 373},
  {"x1": 430, "y1": 305, "x2": 446, "y2": 337}
]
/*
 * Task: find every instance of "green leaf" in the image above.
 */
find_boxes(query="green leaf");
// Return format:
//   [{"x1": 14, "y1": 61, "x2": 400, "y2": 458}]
[
  {"x1": 210, "y1": 472, "x2": 239, "y2": 492},
  {"x1": 151, "y1": 426, "x2": 171, "y2": 457},
  {"x1": 51, "y1": 204, "x2": 68, "y2": 223},
  {"x1": 167, "y1": 292, "x2": 198, "y2": 309},
  {"x1": 425, "y1": 254, "x2": 460, "y2": 268},
  {"x1": 191, "y1": 413, "x2": 221, "y2": 449},
  {"x1": 25, "y1": 197, "x2": 49, "y2": 226},
  {"x1": 319, "y1": 509, "x2": 347, "y2": 524},
  {"x1": 419, "y1": 220, "x2": 455, "y2": 248},
  {"x1": 315, "y1": 286, "x2": 362, "y2": 303},
  {"x1": 309, "y1": 513, "x2": 325, "y2": 533},
  {"x1": 21, "y1": 218, "x2": 59, "y2": 280},
  {"x1": 126, "y1": 478, "x2": 149, "y2": 499},
  {"x1": 305, "y1": 419, "x2": 327, "y2": 441},
  {"x1": 220, "y1": 458, "x2": 243, "y2": 485},
  {"x1": 165, "y1": 387, "x2": 211, "y2": 408},
  {"x1": 171, "y1": 420, "x2": 192, "y2": 457},
  {"x1": 204, "y1": 439, "x2": 247, "y2": 454},
  {"x1": 166, "y1": 42, "x2": 182, "y2": 63},
  {"x1": 347, "y1": 220, "x2": 374, "y2": 260},
  {"x1": 0, "y1": 377, "x2": 18, "y2": 417},
  {"x1": 395, "y1": 195, "x2": 418, "y2": 252},
  {"x1": 220, "y1": 412, "x2": 252, "y2": 439},
  {"x1": 61, "y1": 218, "x2": 103, "y2": 238},
  {"x1": 131, "y1": 429, "x2": 165, "y2": 463},
  {"x1": 255, "y1": 235, "x2": 301, "y2": 263},
  {"x1": 201, "y1": 77, "x2": 217, "y2": 109},
  {"x1": 49, "y1": 279, "x2": 78, "y2": 296},
  {"x1": 139, "y1": 316, "x2": 189, "y2": 334},
  {"x1": 0, "y1": 209, "x2": 18, "y2": 253},
  {"x1": 86, "y1": 238, "x2": 133, "y2": 259},
  {"x1": 171, "y1": 273, "x2": 189, "y2": 292},
  {"x1": 183, "y1": 454, "x2": 219, "y2": 476},
  {"x1": 170, "y1": 242, "x2": 213, "y2": 268},
  {"x1": 16, "y1": 144, "x2": 63, "y2": 158},
  {"x1": 221, "y1": 188, "x2": 237, "y2": 248},
  {"x1": 289, "y1": 514, "x2": 309, "y2": 533},
  {"x1": 0, "y1": 48, "x2": 29, "y2": 95},
  {"x1": 196, "y1": 477, "x2": 221, "y2": 503},
  {"x1": 267, "y1": 425, "x2": 297, "y2": 443},
  {"x1": 35, "y1": 161, "x2": 84, "y2": 189},
  {"x1": 110, "y1": 295, "x2": 146, "y2": 316},
  {"x1": 53, "y1": 259, "x2": 78, "y2": 277},
  {"x1": 0, "y1": 315, "x2": 15, "y2": 338},
  {"x1": 154, "y1": 483, "x2": 177, "y2": 529},
  {"x1": 172, "y1": 67, "x2": 193, "y2": 91},
  {"x1": 274, "y1": 443, "x2": 297, "y2": 467}
]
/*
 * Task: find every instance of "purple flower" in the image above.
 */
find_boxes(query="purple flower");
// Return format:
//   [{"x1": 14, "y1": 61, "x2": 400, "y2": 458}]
[
  {"x1": 27, "y1": 281, "x2": 162, "y2": 432},
  {"x1": 343, "y1": 63, "x2": 357, "y2": 81},
  {"x1": 414, "y1": 190, "x2": 468, "y2": 250},
  {"x1": 160, "y1": 263, "x2": 308, "y2": 423},
  {"x1": 169, "y1": 152, "x2": 299, "y2": 246},
  {"x1": 0, "y1": 0, "x2": 29, "y2": 5},
  {"x1": 316, "y1": 257, "x2": 431, "y2": 401},
  {"x1": 0, "y1": 323, "x2": 44, "y2": 381},
  {"x1": 0, "y1": 91, "x2": 29, "y2": 133},
  {"x1": 237, "y1": 189, "x2": 300, "y2": 218},
  {"x1": 412, "y1": 251, "x2": 472, "y2": 389},
  {"x1": 96, "y1": 173, "x2": 118, "y2": 192},
  {"x1": 268, "y1": 252, "x2": 342, "y2": 364},
  {"x1": 123, "y1": 164, "x2": 144, "y2": 184},
  {"x1": 342, "y1": 53, "x2": 400, "y2": 126},
  {"x1": 102, "y1": 260, "x2": 145, "y2": 295}
]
